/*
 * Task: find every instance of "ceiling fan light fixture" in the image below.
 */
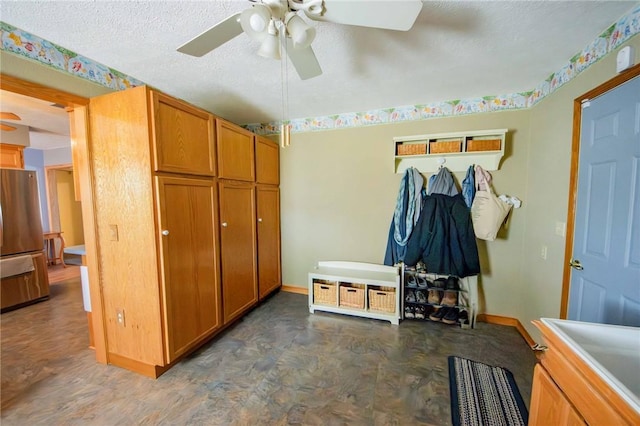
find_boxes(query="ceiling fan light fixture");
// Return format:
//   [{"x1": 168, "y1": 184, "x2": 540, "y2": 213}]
[
  {"x1": 258, "y1": 22, "x2": 281, "y2": 60},
  {"x1": 285, "y1": 12, "x2": 316, "y2": 49},
  {"x1": 240, "y1": 4, "x2": 271, "y2": 41}
]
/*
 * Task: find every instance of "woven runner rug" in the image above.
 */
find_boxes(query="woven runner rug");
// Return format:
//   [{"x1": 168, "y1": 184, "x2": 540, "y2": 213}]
[{"x1": 448, "y1": 356, "x2": 528, "y2": 426}]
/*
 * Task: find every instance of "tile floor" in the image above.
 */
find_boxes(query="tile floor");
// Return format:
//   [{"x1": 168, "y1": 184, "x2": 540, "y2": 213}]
[{"x1": 1, "y1": 277, "x2": 536, "y2": 425}]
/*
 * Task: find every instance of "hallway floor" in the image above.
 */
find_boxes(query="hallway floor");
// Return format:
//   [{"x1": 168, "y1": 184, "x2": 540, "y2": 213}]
[{"x1": 1, "y1": 278, "x2": 536, "y2": 425}]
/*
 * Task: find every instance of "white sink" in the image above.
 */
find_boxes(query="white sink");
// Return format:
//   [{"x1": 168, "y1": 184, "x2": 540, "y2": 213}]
[{"x1": 541, "y1": 318, "x2": 640, "y2": 413}]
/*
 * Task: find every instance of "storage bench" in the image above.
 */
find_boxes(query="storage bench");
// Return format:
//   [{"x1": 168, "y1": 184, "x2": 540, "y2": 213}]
[{"x1": 308, "y1": 261, "x2": 401, "y2": 325}]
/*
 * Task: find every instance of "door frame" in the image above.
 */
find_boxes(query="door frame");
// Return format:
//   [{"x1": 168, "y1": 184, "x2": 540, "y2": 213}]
[
  {"x1": 559, "y1": 63, "x2": 640, "y2": 318},
  {"x1": 0, "y1": 73, "x2": 108, "y2": 363}
]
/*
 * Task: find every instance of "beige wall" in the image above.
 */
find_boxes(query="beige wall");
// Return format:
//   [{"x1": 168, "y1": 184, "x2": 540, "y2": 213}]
[
  {"x1": 55, "y1": 170, "x2": 84, "y2": 246},
  {"x1": 280, "y1": 111, "x2": 531, "y2": 320},
  {"x1": 521, "y1": 34, "x2": 640, "y2": 341},
  {"x1": 281, "y1": 34, "x2": 640, "y2": 344}
]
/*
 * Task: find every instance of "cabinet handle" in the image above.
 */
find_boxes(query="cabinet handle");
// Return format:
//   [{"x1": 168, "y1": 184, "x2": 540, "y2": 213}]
[
  {"x1": 258, "y1": 218, "x2": 263, "y2": 223},
  {"x1": 222, "y1": 222, "x2": 228, "y2": 227},
  {"x1": 161, "y1": 230, "x2": 169, "y2": 236}
]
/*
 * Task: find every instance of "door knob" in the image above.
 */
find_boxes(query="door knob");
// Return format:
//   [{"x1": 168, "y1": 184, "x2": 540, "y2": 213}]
[
  {"x1": 258, "y1": 218, "x2": 263, "y2": 223},
  {"x1": 222, "y1": 222, "x2": 228, "y2": 227},
  {"x1": 161, "y1": 230, "x2": 169, "y2": 236},
  {"x1": 569, "y1": 259, "x2": 583, "y2": 270}
]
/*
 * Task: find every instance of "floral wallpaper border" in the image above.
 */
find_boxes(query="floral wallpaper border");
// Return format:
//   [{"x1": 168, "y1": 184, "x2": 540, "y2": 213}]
[{"x1": 1, "y1": 4, "x2": 639, "y2": 135}]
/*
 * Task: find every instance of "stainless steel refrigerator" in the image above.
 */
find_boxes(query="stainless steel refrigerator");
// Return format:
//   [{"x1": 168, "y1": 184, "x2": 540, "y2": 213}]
[{"x1": 1, "y1": 168, "x2": 50, "y2": 312}]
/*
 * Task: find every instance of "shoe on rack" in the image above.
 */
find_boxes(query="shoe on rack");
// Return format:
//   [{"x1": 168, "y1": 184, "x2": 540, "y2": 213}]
[
  {"x1": 406, "y1": 275, "x2": 418, "y2": 288},
  {"x1": 441, "y1": 291, "x2": 458, "y2": 307},
  {"x1": 416, "y1": 261, "x2": 427, "y2": 273},
  {"x1": 427, "y1": 289, "x2": 441, "y2": 305},
  {"x1": 405, "y1": 290, "x2": 416, "y2": 303},
  {"x1": 404, "y1": 305, "x2": 415, "y2": 319},
  {"x1": 417, "y1": 276, "x2": 430, "y2": 289},
  {"x1": 442, "y1": 276, "x2": 459, "y2": 306},
  {"x1": 415, "y1": 290, "x2": 427, "y2": 304},
  {"x1": 415, "y1": 305, "x2": 426, "y2": 319},
  {"x1": 458, "y1": 310, "x2": 470, "y2": 327},
  {"x1": 446, "y1": 276, "x2": 460, "y2": 291},
  {"x1": 442, "y1": 307, "x2": 459, "y2": 325},
  {"x1": 429, "y1": 307, "x2": 447, "y2": 322}
]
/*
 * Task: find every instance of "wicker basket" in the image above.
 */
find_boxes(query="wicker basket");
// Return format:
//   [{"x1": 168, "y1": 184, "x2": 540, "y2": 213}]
[
  {"x1": 466, "y1": 138, "x2": 501, "y2": 152},
  {"x1": 369, "y1": 287, "x2": 396, "y2": 313},
  {"x1": 429, "y1": 140, "x2": 462, "y2": 154},
  {"x1": 339, "y1": 284, "x2": 365, "y2": 309},
  {"x1": 397, "y1": 143, "x2": 427, "y2": 156},
  {"x1": 313, "y1": 281, "x2": 337, "y2": 306}
]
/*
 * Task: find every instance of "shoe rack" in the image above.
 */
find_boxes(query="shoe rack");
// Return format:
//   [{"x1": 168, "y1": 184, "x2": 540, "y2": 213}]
[{"x1": 401, "y1": 265, "x2": 477, "y2": 328}]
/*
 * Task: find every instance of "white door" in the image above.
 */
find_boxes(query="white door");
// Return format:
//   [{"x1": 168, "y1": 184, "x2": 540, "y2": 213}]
[{"x1": 568, "y1": 76, "x2": 640, "y2": 326}]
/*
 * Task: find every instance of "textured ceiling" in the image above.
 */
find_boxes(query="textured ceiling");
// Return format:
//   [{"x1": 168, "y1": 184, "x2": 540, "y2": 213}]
[{"x1": 1, "y1": 0, "x2": 638, "y2": 131}]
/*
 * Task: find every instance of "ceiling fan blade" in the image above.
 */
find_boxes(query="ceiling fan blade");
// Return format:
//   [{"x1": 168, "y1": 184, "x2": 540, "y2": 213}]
[
  {"x1": 305, "y1": 0, "x2": 423, "y2": 31},
  {"x1": 177, "y1": 12, "x2": 243, "y2": 57},
  {"x1": 285, "y1": 39, "x2": 322, "y2": 80},
  {"x1": 0, "y1": 123, "x2": 17, "y2": 131},
  {"x1": 0, "y1": 112, "x2": 21, "y2": 120}
]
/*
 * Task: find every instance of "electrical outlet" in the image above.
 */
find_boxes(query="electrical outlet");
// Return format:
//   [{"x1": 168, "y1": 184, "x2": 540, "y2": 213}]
[
  {"x1": 116, "y1": 309, "x2": 125, "y2": 326},
  {"x1": 540, "y1": 245, "x2": 548, "y2": 260}
]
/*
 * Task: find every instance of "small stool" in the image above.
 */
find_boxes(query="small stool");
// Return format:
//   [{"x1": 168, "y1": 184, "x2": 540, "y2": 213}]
[{"x1": 43, "y1": 231, "x2": 66, "y2": 267}]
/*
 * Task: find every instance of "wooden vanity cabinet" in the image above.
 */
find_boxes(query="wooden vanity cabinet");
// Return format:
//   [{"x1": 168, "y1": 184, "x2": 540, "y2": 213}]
[
  {"x1": 88, "y1": 86, "x2": 221, "y2": 377},
  {"x1": 529, "y1": 364, "x2": 585, "y2": 426},
  {"x1": 530, "y1": 321, "x2": 639, "y2": 426}
]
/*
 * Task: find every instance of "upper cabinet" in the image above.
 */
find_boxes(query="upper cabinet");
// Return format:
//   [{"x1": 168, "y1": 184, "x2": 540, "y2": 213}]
[
  {"x1": 255, "y1": 135, "x2": 280, "y2": 185},
  {"x1": 150, "y1": 91, "x2": 216, "y2": 176},
  {"x1": 394, "y1": 128, "x2": 507, "y2": 173},
  {"x1": 216, "y1": 119, "x2": 255, "y2": 182},
  {"x1": 0, "y1": 143, "x2": 24, "y2": 169}
]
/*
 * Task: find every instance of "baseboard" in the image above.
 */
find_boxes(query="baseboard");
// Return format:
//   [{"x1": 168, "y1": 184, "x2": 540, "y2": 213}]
[
  {"x1": 281, "y1": 285, "x2": 308, "y2": 295},
  {"x1": 476, "y1": 313, "x2": 535, "y2": 348},
  {"x1": 108, "y1": 352, "x2": 170, "y2": 379}
]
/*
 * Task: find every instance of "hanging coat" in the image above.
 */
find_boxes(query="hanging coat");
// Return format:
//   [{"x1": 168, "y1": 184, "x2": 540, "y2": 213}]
[
  {"x1": 384, "y1": 168, "x2": 424, "y2": 265},
  {"x1": 461, "y1": 164, "x2": 476, "y2": 208},
  {"x1": 403, "y1": 193, "x2": 480, "y2": 278},
  {"x1": 427, "y1": 167, "x2": 459, "y2": 196}
]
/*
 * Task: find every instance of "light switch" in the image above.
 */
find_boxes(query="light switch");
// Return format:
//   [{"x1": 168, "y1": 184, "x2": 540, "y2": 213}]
[
  {"x1": 109, "y1": 224, "x2": 119, "y2": 241},
  {"x1": 555, "y1": 222, "x2": 566, "y2": 238}
]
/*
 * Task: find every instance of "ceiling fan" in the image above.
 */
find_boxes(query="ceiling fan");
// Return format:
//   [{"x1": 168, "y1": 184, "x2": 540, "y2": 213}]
[
  {"x1": 177, "y1": 0, "x2": 423, "y2": 80},
  {"x1": 0, "y1": 112, "x2": 21, "y2": 131}
]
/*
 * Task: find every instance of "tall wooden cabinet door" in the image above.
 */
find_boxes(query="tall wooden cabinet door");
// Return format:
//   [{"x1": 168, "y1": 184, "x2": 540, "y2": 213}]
[
  {"x1": 529, "y1": 365, "x2": 586, "y2": 426},
  {"x1": 216, "y1": 120, "x2": 255, "y2": 182},
  {"x1": 255, "y1": 136, "x2": 279, "y2": 185},
  {"x1": 156, "y1": 176, "x2": 221, "y2": 363},
  {"x1": 218, "y1": 181, "x2": 258, "y2": 323},
  {"x1": 257, "y1": 186, "x2": 281, "y2": 299},
  {"x1": 150, "y1": 91, "x2": 216, "y2": 176}
]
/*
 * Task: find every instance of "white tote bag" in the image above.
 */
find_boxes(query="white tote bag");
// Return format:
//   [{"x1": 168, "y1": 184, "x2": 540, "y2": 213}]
[{"x1": 470, "y1": 168, "x2": 512, "y2": 241}]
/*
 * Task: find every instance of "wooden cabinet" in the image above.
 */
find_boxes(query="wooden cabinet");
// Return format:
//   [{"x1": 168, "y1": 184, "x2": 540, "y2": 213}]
[
  {"x1": 88, "y1": 86, "x2": 221, "y2": 377},
  {"x1": 216, "y1": 119, "x2": 255, "y2": 182},
  {"x1": 0, "y1": 252, "x2": 49, "y2": 312},
  {"x1": 256, "y1": 135, "x2": 279, "y2": 185},
  {"x1": 529, "y1": 364, "x2": 585, "y2": 426},
  {"x1": 257, "y1": 186, "x2": 281, "y2": 299},
  {"x1": 218, "y1": 181, "x2": 258, "y2": 323},
  {"x1": 0, "y1": 143, "x2": 24, "y2": 169},
  {"x1": 150, "y1": 92, "x2": 216, "y2": 176},
  {"x1": 530, "y1": 321, "x2": 640, "y2": 426},
  {"x1": 155, "y1": 176, "x2": 221, "y2": 363}
]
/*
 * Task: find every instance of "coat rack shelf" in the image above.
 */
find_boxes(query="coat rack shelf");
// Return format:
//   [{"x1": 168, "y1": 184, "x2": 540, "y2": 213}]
[{"x1": 393, "y1": 128, "x2": 507, "y2": 174}]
